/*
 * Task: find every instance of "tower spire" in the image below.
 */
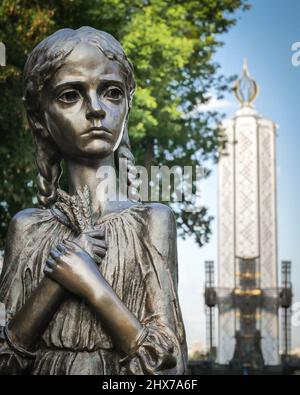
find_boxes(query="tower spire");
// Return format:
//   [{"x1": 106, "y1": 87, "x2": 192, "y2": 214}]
[{"x1": 234, "y1": 58, "x2": 259, "y2": 107}]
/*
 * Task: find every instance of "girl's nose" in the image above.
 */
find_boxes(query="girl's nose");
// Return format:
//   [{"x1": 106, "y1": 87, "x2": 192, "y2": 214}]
[{"x1": 86, "y1": 91, "x2": 106, "y2": 120}]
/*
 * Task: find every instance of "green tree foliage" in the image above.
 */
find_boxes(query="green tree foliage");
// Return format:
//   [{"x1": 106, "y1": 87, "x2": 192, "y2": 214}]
[{"x1": 0, "y1": 0, "x2": 249, "y2": 249}]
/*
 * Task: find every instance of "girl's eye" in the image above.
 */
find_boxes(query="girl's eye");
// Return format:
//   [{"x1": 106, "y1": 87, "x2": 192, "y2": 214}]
[
  {"x1": 104, "y1": 88, "x2": 123, "y2": 101},
  {"x1": 58, "y1": 90, "x2": 80, "y2": 104}
]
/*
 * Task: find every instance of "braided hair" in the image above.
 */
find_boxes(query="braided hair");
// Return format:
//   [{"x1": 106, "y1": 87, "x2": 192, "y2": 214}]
[{"x1": 23, "y1": 27, "x2": 140, "y2": 207}]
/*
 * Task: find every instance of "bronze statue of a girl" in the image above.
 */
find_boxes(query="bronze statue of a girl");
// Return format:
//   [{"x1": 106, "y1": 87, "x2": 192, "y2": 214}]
[{"x1": 0, "y1": 27, "x2": 187, "y2": 375}]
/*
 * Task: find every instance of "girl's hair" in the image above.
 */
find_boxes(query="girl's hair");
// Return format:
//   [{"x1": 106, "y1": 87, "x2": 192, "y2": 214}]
[{"x1": 23, "y1": 26, "x2": 139, "y2": 207}]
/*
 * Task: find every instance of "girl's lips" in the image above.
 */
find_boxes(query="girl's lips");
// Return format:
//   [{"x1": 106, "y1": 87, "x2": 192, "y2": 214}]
[
  {"x1": 84, "y1": 127, "x2": 114, "y2": 141},
  {"x1": 83, "y1": 126, "x2": 112, "y2": 135}
]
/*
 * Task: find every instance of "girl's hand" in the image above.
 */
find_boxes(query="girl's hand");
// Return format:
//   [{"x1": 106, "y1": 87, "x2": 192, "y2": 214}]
[
  {"x1": 73, "y1": 228, "x2": 107, "y2": 266},
  {"x1": 44, "y1": 240, "x2": 105, "y2": 302}
]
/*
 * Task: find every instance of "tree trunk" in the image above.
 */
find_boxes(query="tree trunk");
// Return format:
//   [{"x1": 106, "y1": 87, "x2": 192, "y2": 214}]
[
  {"x1": 144, "y1": 137, "x2": 153, "y2": 201},
  {"x1": 144, "y1": 137, "x2": 153, "y2": 175}
]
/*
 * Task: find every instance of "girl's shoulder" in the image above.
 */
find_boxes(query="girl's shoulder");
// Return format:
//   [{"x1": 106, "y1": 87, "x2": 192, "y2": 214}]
[
  {"x1": 7, "y1": 208, "x2": 54, "y2": 242},
  {"x1": 133, "y1": 202, "x2": 177, "y2": 258},
  {"x1": 135, "y1": 202, "x2": 177, "y2": 233},
  {"x1": 102, "y1": 201, "x2": 177, "y2": 256},
  {"x1": 100, "y1": 201, "x2": 176, "y2": 228},
  {"x1": 140, "y1": 203, "x2": 179, "y2": 285},
  {"x1": 1, "y1": 208, "x2": 54, "y2": 285}
]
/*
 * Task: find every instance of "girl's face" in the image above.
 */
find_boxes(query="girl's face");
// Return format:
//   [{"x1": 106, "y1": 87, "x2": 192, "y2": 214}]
[{"x1": 42, "y1": 42, "x2": 128, "y2": 160}]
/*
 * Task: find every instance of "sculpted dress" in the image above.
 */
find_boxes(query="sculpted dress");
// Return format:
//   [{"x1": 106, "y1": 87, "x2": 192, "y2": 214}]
[{"x1": 0, "y1": 192, "x2": 187, "y2": 375}]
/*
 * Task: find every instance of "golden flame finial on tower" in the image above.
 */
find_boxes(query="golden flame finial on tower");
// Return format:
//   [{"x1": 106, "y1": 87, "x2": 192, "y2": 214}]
[{"x1": 234, "y1": 59, "x2": 259, "y2": 107}]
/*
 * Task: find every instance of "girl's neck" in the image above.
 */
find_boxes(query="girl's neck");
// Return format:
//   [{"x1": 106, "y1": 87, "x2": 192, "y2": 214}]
[{"x1": 66, "y1": 154, "x2": 116, "y2": 218}]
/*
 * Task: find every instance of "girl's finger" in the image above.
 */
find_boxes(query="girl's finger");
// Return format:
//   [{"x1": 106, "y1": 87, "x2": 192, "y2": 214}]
[
  {"x1": 63, "y1": 239, "x2": 81, "y2": 252},
  {"x1": 46, "y1": 257, "x2": 56, "y2": 268},
  {"x1": 56, "y1": 242, "x2": 67, "y2": 253},
  {"x1": 44, "y1": 266, "x2": 53, "y2": 276},
  {"x1": 89, "y1": 238, "x2": 107, "y2": 249},
  {"x1": 93, "y1": 247, "x2": 107, "y2": 258},
  {"x1": 50, "y1": 248, "x2": 62, "y2": 260},
  {"x1": 85, "y1": 229, "x2": 105, "y2": 239},
  {"x1": 63, "y1": 239, "x2": 77, "y2": 248}
]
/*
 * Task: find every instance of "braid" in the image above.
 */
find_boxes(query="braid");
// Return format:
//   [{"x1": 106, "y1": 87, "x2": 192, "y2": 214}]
[{"x1": 33, "y1": 131, "x2": 62, "y2": 207}]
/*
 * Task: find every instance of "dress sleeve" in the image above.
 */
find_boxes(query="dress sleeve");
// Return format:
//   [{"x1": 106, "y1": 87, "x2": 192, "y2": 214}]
[
  {"x1": 121, "y1": 315, "x2": 186, "y2": 375},
  {"x1": 0, "y1": 305, "x2": 34, "y2": 375},
  {"x1": 0, "y1": 336, "x2": 33, "y2": 375},
  {"x1": 0, "y1": 212, "x2": 36, "y2": 375},
  {"x1": 120, "y1": 205, "x2": 188, "y2": 375}
]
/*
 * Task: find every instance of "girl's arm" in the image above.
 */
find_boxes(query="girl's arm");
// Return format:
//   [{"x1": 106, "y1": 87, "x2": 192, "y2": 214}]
[
  {"x1": 0, "y1": 277, "x2": 65, "y2": 375},
  {"x1": 45, "y1": 239, "x2": 143, "y2": 355},
  {"x1": 6, "y1": 278, "x2": 65, "y2": 350},
  {"x1": 2, "y1": 225, "x2": 106, "y2": 353},
  {"x1": 44, "y1": 237, "x2": 182, "y2": 374}
]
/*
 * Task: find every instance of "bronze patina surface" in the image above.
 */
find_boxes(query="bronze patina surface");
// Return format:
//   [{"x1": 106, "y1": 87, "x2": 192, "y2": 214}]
[{"x1": 0, "y1": 27, "x2": 187, "y2": 375}]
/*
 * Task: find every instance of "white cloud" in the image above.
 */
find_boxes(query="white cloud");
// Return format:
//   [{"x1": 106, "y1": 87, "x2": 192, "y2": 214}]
[
  {"x1": 197, "y1": 95, "x2": 237, "y2": 112},
  {"x1": 186, "y1": 94, "x2": 237, "y2": 118}
]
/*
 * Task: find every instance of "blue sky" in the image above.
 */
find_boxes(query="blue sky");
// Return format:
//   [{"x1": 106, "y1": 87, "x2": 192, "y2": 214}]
[{"x1": 178, "y1": 0, "x2": 300, "y2": 354}]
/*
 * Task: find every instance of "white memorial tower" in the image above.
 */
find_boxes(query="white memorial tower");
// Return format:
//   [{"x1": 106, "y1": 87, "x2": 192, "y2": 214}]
[
  {"x1": 204, "y1": 59, "x2": 284, "y2": 369},
  {"x1": 217, "y1": 59, "x2": 279, "y2": 366},
  {"x1": 205, "y1": 60, "x2": 293, "y2": 370}
]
